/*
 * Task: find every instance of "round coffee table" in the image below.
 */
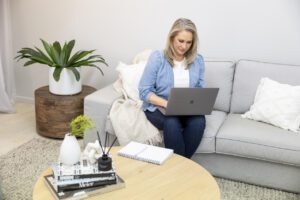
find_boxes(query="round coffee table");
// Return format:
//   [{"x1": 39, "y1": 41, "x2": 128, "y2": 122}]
[{"x1": 33, "y1": 147, "x2": 220, "y2": 200}]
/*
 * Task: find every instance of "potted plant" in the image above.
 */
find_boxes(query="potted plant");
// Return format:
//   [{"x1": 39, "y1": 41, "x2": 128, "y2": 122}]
[
  {"x1": 60, "y1": 115, "x2": 94, "y2": 165},
  {"x1": 15, "y1": 39, "x2": 108, "y2": 95},
  {"x1": 69, "y1": 115, "x2": 94, "y2": 137}
]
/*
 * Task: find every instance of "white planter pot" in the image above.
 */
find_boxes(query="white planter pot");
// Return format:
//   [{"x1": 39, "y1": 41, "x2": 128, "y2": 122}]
[
  {"x1": 59, "y1": 134, "x2": 81, "y2": 165},
  {"x1": 49, "y1": 67, "x2": 82, "y2": 95}
]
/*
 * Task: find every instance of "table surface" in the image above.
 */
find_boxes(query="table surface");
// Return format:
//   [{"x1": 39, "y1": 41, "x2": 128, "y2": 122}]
[
  {"x1": 33, "y1": 147, "x2": 220, "y2": 200},
  {"x1": 35, "y1": 85, "x2": 96, "y2": 99}
]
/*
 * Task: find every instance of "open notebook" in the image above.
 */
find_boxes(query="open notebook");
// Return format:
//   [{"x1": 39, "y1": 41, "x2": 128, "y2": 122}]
[{"x1": 118, "y1": 141, "x2": 174, "y2": 165}]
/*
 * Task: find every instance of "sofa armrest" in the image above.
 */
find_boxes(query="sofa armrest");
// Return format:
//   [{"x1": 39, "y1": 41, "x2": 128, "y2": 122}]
[{"x1": 83, "y1": 84, "x2": 123, "y2": 145}]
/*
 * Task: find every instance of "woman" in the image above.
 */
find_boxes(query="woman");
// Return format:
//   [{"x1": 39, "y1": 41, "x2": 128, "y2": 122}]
[{"x1": 138, "y1": 18, "x2": 206, "y2": 158}]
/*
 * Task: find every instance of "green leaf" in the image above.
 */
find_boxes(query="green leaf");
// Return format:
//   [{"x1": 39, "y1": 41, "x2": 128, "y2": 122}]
[
  {"x1": 15, "y1": 47, "x2": 54, "y2": 66},
  {"x1": 70, "y1": 67, "x2": 81, "y2": 81},
  {"x1": 19, "y1": 48, "x2": 39, "y2": 56},
  {"x1": 53, "y1": 41, "x2": 61, "y2": 55},
  {"x1": 69, "y1": 59, "x2": 90, "y2": 68},
  {"x1": 85, "y1": 55, "x2": 108, "y2": 66},
  {"x1": 34, "y1": 46, "x2": 53, "y2": 64},
  {"x1": 64, "y1": 40, "x2": 75, "y2": 63},
  {"x1": 40, "y1": 39, "x2": 55, "y2": 62},
  {"x1": 61, "y1": 42, "x2": 68, "y2": 65},
  {"x1": 50, "y1": 45, "x2": 61, "y2": 66},
  {"x1": 24, "y1": 60, "x2": 37, "y2": 66},
  {"x1": 86, "y1": 64, "x2": 104, "y2": 75},
  {"x1": 53, "y1": 67, "x2": 63, "y2": 81},
  {"x1": 67, "y1": 50, "x2": 95, "y2": 67},
  {"x1": 30, "y1": 56, "x2": 53, "y2": 66},
  {"x1": 15, "y1": 54, "x2": 27, "y2": 60},
  {"x1": 53, "y1": 41, "x2": 64, "y2": 65},
  {"x1": 90, "y1": 59, "x2": 108, "y2": 66}
]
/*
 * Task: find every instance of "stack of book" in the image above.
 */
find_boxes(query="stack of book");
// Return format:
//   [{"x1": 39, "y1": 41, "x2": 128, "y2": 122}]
[{"x1": 44, "y1": 158, "x2": 125, "y2": 200}]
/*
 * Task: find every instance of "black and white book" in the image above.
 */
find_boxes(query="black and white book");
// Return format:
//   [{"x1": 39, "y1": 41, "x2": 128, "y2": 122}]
[
  {"x1": 118, "y1": 141, "x2": 174, "y2": 165},
  {"x1": 56, "y1": 174, "x2": 117, "y2": 192},
  {"x1": 52, "y1": 159, "x2": 115, "y2": 180},
  {"x1": 52, "y1": 166, "x2": 116, "y2": 181},
  {"x1": 44, "y1": 174, "x2": 125, "y2": 200}
]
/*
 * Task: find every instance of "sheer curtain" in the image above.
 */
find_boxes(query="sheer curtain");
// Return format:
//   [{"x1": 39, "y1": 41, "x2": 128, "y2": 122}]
[{"x1": 0, "y1": 0, "x2": 15, "y2": 113}]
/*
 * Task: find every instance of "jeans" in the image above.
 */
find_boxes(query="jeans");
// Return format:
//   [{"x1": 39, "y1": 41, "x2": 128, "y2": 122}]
[{"x1": 145, "y1": 110, "x2": 206, "y2": 158}]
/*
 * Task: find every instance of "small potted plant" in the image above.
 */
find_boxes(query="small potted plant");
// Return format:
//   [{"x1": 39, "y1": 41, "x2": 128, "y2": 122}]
[
  {"x1": 60, "y1": 115, "x2": 94, "y2": 165},
  {"x1": 15, "y1": 39, "x2": 108, "y2": 95},
  {"x1": 69, "y1": 115, "x2": 94, "y2": 138}
]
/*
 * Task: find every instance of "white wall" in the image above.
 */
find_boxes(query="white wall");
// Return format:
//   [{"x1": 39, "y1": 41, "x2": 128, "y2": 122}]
[{"x1": 10, "y1": 0, "x2": 300, "y2": 100}]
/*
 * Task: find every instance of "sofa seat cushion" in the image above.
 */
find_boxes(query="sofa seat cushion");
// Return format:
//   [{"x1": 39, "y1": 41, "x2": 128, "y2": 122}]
[
  {"x1": 216, "y1": 114, "x2": 300, "y2": 166},
  {"x1": 196, "y1": 110, "x2": 227, "y2": 153}
]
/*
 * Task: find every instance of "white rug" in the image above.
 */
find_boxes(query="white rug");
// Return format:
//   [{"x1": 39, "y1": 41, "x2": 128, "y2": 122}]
[{"x1": 0, "y1": 138, "x2": 299, "y2": 200}]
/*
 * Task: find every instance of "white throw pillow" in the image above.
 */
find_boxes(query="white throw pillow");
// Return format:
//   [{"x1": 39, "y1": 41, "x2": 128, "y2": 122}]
[
  {"x1": 116, "y1": 61, "x2": 147, "y2": 101},
  {"x1": 242, "y1": 77, "x2": 300, "y2": 132}
]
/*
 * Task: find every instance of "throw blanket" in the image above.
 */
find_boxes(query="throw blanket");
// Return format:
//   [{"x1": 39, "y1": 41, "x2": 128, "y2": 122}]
[{"x1": 109, "y1": 79, "x2": 162, "y2": 146}]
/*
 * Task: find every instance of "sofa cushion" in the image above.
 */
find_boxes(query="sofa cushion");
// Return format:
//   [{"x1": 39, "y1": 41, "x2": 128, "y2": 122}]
[
  {"x1": 230, "y1": 60, "x2": 300, "y2": 113},
  {"x1": 196, "y1": 110, "x2": 227, "y2": 153},
  {"x1": 115, "y1": 62, "x2": 147, "y2": 102},
  {"x1": 216, "y1": 114, "x2": 300, "y2": 166},
  {"x1": 204, "y1": 59, "x2": 235, "y2": 113}
]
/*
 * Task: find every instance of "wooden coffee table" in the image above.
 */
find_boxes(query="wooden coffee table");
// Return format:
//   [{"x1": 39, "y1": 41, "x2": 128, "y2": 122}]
[{"x1": 33, "y1": 147, "x2": 220, "y2": 200}]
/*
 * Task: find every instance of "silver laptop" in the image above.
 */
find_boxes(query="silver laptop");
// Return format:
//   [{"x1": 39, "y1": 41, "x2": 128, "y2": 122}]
[{"x1": 158, "y1": 88, "x2": 219, "y2": 116}]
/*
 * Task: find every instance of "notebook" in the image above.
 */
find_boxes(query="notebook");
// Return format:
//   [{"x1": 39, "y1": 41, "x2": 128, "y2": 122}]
[{"x1": 118, "y1": 141, "x2": 174, "y2": 165}]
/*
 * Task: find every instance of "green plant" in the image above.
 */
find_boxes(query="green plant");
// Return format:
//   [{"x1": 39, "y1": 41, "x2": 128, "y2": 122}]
[
  {"x1": 15, "y1": 39, "x2": 108, "y2": 81},
  {"x1": 70, "y1": 115, "x2": 94, "y2": 137}
]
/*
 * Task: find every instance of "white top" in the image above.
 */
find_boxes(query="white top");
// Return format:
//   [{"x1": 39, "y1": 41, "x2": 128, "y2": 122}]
[{"x1": 173, "y1": 59, "x2": 189, "y2": 88}]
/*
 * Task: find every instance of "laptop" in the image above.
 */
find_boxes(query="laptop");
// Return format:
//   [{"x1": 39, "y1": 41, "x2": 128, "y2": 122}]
[{"x1": 158, "y1": 88, "x2": 219, "y2": 116}]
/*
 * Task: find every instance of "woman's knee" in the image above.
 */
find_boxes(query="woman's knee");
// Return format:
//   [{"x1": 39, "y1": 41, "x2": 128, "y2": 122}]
[
  {"x1": 145, "y1": 110, "x2": 165, "y2": 130},
  {"x1": 164, "y1": 117, "x2": 181, "y2": 127},
  {"x1": 188, "y1": 115, "x2": 206, "y2": 129},
  {"x1": 188, "y1": 115, "x2": 206, "y2": 125},
  {"x1": 198, "y1": 115, "x2": 206, "y2": 128},
  {"x1": 163, "y1": 117, "x2": 182, "y2": 137}
]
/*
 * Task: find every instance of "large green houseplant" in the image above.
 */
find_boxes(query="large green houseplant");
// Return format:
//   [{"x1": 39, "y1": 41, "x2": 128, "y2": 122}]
[{"x1": 15, "y1": 39, "x2": 108, "y2": 95}]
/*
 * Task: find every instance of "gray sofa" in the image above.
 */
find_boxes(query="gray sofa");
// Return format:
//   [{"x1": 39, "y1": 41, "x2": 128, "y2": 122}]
[{"x1": 84, "y1": 59, "x2": 300, "y2": 193}]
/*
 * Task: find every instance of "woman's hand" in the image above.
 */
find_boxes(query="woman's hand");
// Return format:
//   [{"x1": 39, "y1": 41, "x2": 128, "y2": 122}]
[
  {"x1": 149, "y1": 94, "x2": 168, "y2": 108},
  {"x1": 162, "y1": 100, "x2": 168, "y2": 108}
]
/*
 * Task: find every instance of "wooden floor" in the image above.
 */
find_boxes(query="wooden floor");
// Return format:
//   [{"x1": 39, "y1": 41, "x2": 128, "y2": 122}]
[{"x1": 0, "y1": 102, "x2": 41, "y2": 156}]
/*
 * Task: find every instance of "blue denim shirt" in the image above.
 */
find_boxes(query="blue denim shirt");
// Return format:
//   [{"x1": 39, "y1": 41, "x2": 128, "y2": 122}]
[{"x1": 138, "y1": 50, "x2": 205, "y2": 111}]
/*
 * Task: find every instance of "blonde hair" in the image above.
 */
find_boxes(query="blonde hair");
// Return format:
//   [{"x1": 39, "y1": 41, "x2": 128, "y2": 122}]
[{"x1": 164, "y1": 18, "x2": 199, "y2": 68}]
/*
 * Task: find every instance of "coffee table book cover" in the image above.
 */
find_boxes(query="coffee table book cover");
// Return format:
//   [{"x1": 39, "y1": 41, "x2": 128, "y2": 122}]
[
  {"x1": 44, "y1": 175, "x2": 125, "y2": 200},
  {"x1": 51, "y1": 160, "x2": 116, "y2": 181}
]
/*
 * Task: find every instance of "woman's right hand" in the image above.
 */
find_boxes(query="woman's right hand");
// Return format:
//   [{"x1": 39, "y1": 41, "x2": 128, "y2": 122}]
[
  {"x1": 162, "y1": 100, "x2": 168, "y2": 108},
  {"x1": 149, "y1": 93, "x2": 168, "y2": 108}
]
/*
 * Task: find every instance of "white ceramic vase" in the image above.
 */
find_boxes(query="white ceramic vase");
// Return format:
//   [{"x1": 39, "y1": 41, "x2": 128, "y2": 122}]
[
  {"x1": 49, "y1": 67, "x2": 82, "y2": 95},
  {"x1": 59, "y1": 133, "x2": 81, "y2": 165}
]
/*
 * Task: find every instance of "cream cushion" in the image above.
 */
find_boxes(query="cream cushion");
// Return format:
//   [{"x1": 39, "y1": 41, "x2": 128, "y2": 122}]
[
  {"x1": 115, "y1": 61, "x2": 147, "y2": 101},
  {"x1": 115, "y1": 49, "x2": 152, "y2": 101},
  {"x1": 242, "y1": 77, "x2": 300, "y2": 132}
]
